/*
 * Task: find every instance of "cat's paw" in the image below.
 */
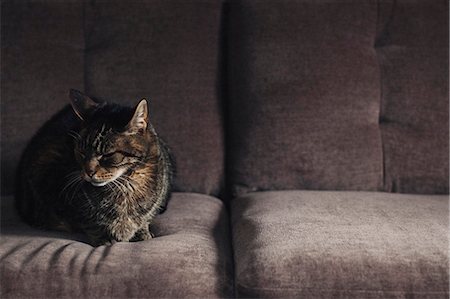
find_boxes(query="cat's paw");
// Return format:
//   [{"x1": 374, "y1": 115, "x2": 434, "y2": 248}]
[
  {"x1": 103, "y1": 239, "x2": 119, "y2": 246},
  {"x1": 130, "y1": 228, "x2": 153, "y2": 242}
]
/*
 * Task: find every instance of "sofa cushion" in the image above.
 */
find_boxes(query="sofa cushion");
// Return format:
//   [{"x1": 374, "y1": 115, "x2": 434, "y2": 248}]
[
  {"x1": 228, "y1": 0, "x2": 383, "y2": 195},
  {"x1": 377, "y1": 0, "x2": 449, "y2": 194},
  {"x1": 0, "y1": 193, "x2": 233, "y2": 298},
  {"x1": 1, "y1": 0, "x2": 84, "y2": 195},
  {"x1": 231, "y1": 191, "x2": 449, "y2": 298},
  {"x1": 84, "y1": 0, "x2": 225, "y2": 196}
]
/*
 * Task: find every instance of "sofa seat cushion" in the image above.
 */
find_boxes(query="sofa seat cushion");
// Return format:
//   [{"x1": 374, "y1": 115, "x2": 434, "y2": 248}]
[
  {"x1": 231, "y1": 191, "x2": 449, "y2": 298},
  {"x1": 0, "y1": 193, "x2": 233, "y2": 298}
]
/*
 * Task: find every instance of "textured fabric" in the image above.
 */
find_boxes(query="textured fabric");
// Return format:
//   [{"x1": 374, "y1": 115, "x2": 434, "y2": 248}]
[
  {"x1": 228, "y1": 0, "x2": 383, "y2": 196},
  {"x1": 1, "y1": 0, "x2": 225, "y2": 197},
  {"x1": 84, "y1": 0, "x2": 225, "y2": 196},
  {"x1": 376, "y1": 0, "x2": 449, "y2": 194},
  {"x1": 232, "y1": 191, "x2": 449, "y2": 298},
  {"x1": 1, "y1": 0, "x2": 85, "y2": 195},
  {"x1": 0, "y1": 193, "x2": 233, "y2": 298}
]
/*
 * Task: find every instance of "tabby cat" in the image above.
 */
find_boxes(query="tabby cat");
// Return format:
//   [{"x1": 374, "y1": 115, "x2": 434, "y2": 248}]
[{"x1": 15, "y1": 89, "x2": 174, "y2": 246}]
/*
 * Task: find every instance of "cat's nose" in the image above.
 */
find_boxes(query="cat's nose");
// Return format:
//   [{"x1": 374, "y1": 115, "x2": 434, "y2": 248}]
[
  {"x1": 85, "y1": 160, "x2": 98, "y2": 178},
  {"x1": 86, "y1": 169, "x2": 96, "y2": 178}
]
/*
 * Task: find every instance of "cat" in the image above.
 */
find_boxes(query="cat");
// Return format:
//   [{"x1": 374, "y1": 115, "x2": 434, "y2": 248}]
[{"x1": 15, "y1": 89, "x2": 174, "y2": 246}]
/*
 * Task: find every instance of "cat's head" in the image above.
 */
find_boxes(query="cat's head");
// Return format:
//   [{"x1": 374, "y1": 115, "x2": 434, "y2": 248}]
[{"x1": 69, "y1": 89, "x2": 155, "y2": 187}]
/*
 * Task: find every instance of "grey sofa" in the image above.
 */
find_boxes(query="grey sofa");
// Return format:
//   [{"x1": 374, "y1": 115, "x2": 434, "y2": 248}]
[{"x1": 1, "y1": 0, "x2": 448, "y2": 298}]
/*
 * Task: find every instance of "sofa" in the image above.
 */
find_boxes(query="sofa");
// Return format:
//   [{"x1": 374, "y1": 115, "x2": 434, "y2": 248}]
[{"x1": 1, "y1": 0, "x2": 448, "y2": 298}]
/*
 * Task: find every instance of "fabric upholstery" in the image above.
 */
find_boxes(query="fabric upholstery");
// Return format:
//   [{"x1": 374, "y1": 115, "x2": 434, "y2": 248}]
[
  {"x1": 227, "y1": 0, "x2": 383, "y2": 196},
  {"x1": 2, "y1": 1, "x2": 449, "y2": 298},
  {"x1": 84, "y1": 0, "x2": 225, "y2": 196},
  {"x1": 1, "y1": 0, "x2": 85, "y2": 195},
  {"x1": 231, "y1": 191, "x2": 449, "y2": 298},
  {"x1": 1, "y1": 0, "x2": 225, "y2": 197},
  {"x1": 0, "y1": 193, "x2": 233, "y2": 298},
  {"x1": 376, "y1": 0, "x2": 449, "y2": 194}
]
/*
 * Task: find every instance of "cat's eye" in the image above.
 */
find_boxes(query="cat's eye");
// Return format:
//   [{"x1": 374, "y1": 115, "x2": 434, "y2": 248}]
[
  {"x1": 103, "y1": 152, "x2": 115, "y2": 158},
  {"x1": 100, "y1": 152, "x2": 124, "y2": 165}
]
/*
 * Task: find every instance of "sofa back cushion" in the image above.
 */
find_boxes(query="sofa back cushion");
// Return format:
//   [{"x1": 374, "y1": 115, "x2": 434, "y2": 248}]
[
  {"x1": 378, "y1": 0, "x2": 449, "y2": 194},
  {"x1": 228, "y1": 0, "x2": 384, "y2": 196},
  {"x1": 84, "y1": 0, "x2": 225, "y2": 196},
  {"x1": 1, "y1": 1, "x2": 85, "y2": 194},
  {"x1": 1, "y1": 0, "x2": 225, "y2": 196},
  {"x1": 228, "y1": 0, "x2": 448, "y2": 196}
]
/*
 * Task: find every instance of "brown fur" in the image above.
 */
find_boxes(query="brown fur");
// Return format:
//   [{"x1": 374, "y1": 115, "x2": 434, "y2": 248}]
[{"x1": 15, "y1": 90, "x2": 174, "y2": 246}]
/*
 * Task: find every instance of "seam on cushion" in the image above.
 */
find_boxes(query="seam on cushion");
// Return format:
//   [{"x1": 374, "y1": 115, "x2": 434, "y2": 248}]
[
  {"x1": 374, "y1": 0, "x2": 397, "y2": 193},
  {"x1": 375, "y1": 0, "x2": 385, "y2": 193},
  {"x1": 374, "y1": 0, "x2": 383, "y2": 193},
  {"x1": 236, "y1": 282, "x2": 449, "y2": 295},
  {"x1": 374, "y1": 0, "x2": 391, "y2": 193},
  {"x1": 219, "y1": 0, "x2": 230, "y2": 203}
]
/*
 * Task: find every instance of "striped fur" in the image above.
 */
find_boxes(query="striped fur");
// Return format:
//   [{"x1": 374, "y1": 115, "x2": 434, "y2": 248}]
[{"x1": 15, "y1": 91, "x2": 174, "y2": 246}]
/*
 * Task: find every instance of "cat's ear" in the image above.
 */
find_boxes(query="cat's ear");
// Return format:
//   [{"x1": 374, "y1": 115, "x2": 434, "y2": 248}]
[
  {"x1": 69, "y1": 89, "x2": 99, "y2": 121},
  {"x1": 126, "y1": 99, "x2": 148, "y2": 134}
]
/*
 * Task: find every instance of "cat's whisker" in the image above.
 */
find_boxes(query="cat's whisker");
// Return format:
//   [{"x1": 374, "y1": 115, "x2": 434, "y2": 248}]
[
  {"x1": 117, "y1": 176, "x2": 138, "y2": 199},
  {"x1": 109, "y1": 179, "x2": 123, "y2": 198},
  {"x1": 70, "y1": 180, "x2": 83, "y2": 204},
  {"x1": 122, "y1": 177, "x2": 135, "y2": 193},
  {"x1": 111, "y1": 180, "x2": 124, "y2": 198},
  {"x1": 65, "y1": 182, "x2": 77, "y2": 204},
  {"x1": 106, "y1": 183, "x2": 116, "y2": 194},
  {"x1": 116, "y1": 179, "x2": 130, "y2": 197},
  {"x1": 60, "y1": 172, "x2": 83, "y2": 198},
  {"x1": 68, "y1": 130, "x2": 81, "y2": 141},
  {"x1": 82, "y1": 187, "x2": 95, "y2": 211}
]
